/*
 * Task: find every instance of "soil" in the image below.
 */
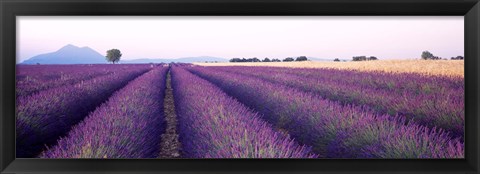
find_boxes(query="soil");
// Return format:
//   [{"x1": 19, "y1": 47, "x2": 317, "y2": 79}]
[{"x1": 159, "y1": 70, "x2": 181, "y2": 158}]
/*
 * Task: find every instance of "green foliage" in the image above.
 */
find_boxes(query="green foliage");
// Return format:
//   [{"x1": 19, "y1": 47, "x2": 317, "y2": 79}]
[
  {"x1": 230, "y1": 57, "x2": 307, "y2": 63},
  {"x1": 106, "y1": 49, "x2": 122, "y2": 64},
  {"x1": 421, "y1": 51, "x2": 440, "y2": 60},
  {"x1": 229, "y1": 58, "x2": 242, "y2": 62},
  {"x1": 229, "y1": 57, "x2": 261, "y2": 62},
  {"x1": 295, "y1": 56, "x2": 308, "y2": 61},
  {"x1": 283, "y1": 57, "x2": 295, "y2": 62},
  {"x1": 352, "y1": 56, "x2": 367, "y2": 61},
  {"x1": 451, "y1": 56, "x2": 464, "y2": 60},
  {"x1": 421, "y1": 51, "x2": 433, "y2": 60},
  {"x1": 352, "y1": 56, "x2": 378, "y2": 61}
]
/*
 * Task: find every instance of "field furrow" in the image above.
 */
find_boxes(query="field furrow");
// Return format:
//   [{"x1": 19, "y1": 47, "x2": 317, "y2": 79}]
[
  {"x1": 187, "y1": 66, "x2": 463, "y2": 158},
  {"x1": 40, "y1": 66, "x2": 168, "y2": 158},
  {"x1": 16, "y1": 65, "x2": 151, "y2": 158},
  {"x1": 159, "y1": 68, "x2": 182, "y2": 158},
  {"x1": 172, "y1": 66, "x2": 316, "y2": 158}
]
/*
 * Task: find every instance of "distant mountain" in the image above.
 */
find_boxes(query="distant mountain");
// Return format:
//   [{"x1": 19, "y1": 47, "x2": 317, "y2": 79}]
[
  {"x1": 21, "y1": 44, "x2": 107, "y2": 64},
  {"x1": 120, "y1": 56, "x2": 228, "y2": 64},
  {"x1": 21, "y1": 45, "x2": 227, "y2": 64}
]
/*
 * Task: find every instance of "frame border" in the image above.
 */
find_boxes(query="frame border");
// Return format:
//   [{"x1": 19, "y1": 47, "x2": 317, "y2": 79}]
[{"x1": 1, "y1": 0, "x2": 479, "y2": 173}]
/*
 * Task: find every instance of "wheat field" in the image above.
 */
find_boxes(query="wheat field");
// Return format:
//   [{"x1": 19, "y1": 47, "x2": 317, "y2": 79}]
[{"x1": 195, "y1": 60, "x2": 464, "y2": 78}]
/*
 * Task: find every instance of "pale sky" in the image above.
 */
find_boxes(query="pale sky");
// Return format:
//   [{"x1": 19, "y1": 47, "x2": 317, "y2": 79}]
[{"x1": 17, "y1": 16, "x2": 464, "y2": 62}]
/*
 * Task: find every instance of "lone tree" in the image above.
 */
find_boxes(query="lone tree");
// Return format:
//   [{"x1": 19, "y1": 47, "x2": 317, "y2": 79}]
[
  {"x1": 106, "y1": 49, "x2": 122, "y2": 64},
  {"x1": 334, "y1": 58, "x2": 340, "y2": 62},
  {"x1": 421, "y1": 51, "x2": 438, "y2": 60}
]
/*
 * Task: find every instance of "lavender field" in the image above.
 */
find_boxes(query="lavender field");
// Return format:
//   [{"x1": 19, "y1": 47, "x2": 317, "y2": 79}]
[{"x1": 16, "y1": 63, "x2": 464, "y2": 159}]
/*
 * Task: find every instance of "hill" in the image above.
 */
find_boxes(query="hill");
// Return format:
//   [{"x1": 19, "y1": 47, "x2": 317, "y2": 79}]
[
  {"x1": 21, "y1": 44, "x2": 227, "y2": 64},
  {"x1": 21, "y1": 44, "x2": 107, "y2": 64}
]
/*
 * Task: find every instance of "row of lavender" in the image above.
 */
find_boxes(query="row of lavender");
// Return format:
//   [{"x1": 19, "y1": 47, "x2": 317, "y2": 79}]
[
  {"x1": 187, "y1": 66, "x2": 464, "y2": 158},
  {"x1": 36, "y1": 65, "x2": 315, "y2": 158},
  {"x1": 16, "y1": 63, "x2": 464, "y2": 158},
  {"x1": 16, "y1": 64, "x2": 152, "y2": 157},
  {"x1": 171, "y1": 66, "x2": 316, "y2": 158},
  {"x1": 208, "y1": 66, "x2": 464, "y2": 138},
  {"x1": 16, "y1": 65, "x2": 144, "y2": 97},
  {"x1": 41, "y1": 66, "x2": 168, "y2": 158}
]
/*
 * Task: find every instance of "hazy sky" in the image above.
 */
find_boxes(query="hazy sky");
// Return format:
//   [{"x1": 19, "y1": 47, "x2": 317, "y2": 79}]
[{"x1": 17, "y1": 16, "x2": 464, "y2": 62}]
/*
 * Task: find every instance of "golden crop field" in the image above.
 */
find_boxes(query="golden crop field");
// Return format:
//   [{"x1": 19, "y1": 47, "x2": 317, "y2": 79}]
[{"x1": 194, "y1": 60, "x2": 464, "y2": 78}]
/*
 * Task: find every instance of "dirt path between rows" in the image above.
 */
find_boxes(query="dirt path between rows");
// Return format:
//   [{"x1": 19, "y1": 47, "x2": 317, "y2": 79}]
[{"x1": 159, "y1": 69, "x2": 181, "y2": 158}]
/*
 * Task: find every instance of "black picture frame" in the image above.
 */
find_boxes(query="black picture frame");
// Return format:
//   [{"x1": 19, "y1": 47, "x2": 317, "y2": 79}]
[{"x1": 1, "y1": 0, "x2": 479, "y2": 173}]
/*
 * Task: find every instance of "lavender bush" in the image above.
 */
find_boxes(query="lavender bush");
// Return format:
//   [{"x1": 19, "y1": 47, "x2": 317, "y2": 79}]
[
  {"x1": 16, "y1": 65, "x2": 150, "y2": 157},
  {"x1": 172, "y1": 66, "x2": 316, "y2": 158},
  {"x1": 40, "y1": 67, "x2": 168, "y2": 158},
  {"x1": 208, "y1": 66, "x2": 464, "y2": 138},
  {"x1": 16, "y1": 64, "x2": 151, "y2": 97},
  {"x1": 187, "y1": 66, "x2": 463, "y2": 158}
]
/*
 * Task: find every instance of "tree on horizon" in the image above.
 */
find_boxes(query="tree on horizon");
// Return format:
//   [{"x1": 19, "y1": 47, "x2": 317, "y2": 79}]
[
  {"x1": 421, "y1": 51, "x2": 441, "y2": 60},
  {"x1": 295, "y1": 56, "x2": 308, "y2": 61},
  {"x1": 283, "y1": 57, "x2": 294, "y2": 62},
  {"x1": 106, "y1": 49, "x2": 122, "y2": 64}
]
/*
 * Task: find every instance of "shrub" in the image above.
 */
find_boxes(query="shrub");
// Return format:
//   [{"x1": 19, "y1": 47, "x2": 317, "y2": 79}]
[
  {"x1": 283, "y1": 57, "x2": 295, "y2": 62},
  {"x1": 295, "y1": 56, "x2": 308, "y2": 61},
  {"x1": 451, "y1": 56, "x2": 464, "y2": 60}
]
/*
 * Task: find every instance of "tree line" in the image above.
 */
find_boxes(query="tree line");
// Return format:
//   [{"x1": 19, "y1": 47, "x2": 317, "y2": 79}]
[
  {"x1": 229, "y1": 56, "x2": 308, "y2": 62},
  {"x1": 351, "y1": 56, "x2": 378, "y2": 61},
  {"x1": 103, "y1": 49, "x2": 463, "y2": 65},
  {"x1": 421, "y1": 51, "x2": 464, "y2": 60}
]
